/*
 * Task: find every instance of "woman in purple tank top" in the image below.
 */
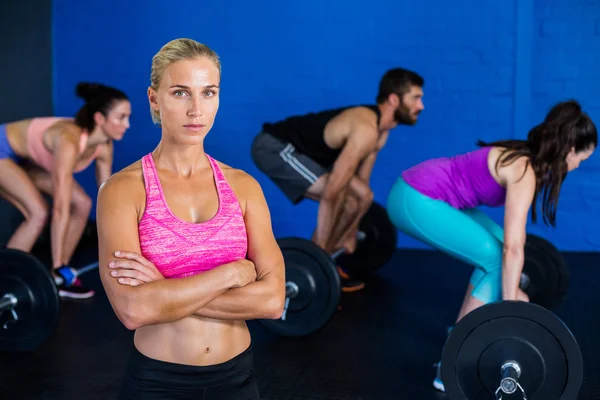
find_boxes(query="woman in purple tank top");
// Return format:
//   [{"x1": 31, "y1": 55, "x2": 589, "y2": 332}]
[
  {"x1": 96, "y1": 39, "x2": 285, "y2": 400},
  {"x1": 386, "y1": 100, "x2": 597, "y2": 392}
]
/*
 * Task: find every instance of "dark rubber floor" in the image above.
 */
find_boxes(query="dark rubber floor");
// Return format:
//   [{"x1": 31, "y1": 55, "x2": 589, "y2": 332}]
[{"x1": 1, "y1": 246, "x2": 598, "y2": 399}]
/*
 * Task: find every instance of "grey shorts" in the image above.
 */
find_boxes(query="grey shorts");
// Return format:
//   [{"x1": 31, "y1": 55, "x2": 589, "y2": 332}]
[{"x1": 251, "y1": 132, "x2": 327, "y2": 204}]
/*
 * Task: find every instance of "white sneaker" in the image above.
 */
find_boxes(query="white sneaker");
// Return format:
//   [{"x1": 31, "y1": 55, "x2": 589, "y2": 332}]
[{"x1": 433, "y1": 362, "x2": 445, "y2": 392}]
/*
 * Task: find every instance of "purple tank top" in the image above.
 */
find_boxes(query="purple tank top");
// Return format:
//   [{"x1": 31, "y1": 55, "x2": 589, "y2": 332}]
[{"x1": 402, "y1": 147, "x2": 506, "y2": 209}]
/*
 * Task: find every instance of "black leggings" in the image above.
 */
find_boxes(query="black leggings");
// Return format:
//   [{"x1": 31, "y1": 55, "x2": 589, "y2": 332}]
[{"x1": 117, "y1": 345, "x2": 260, "y2": 399}]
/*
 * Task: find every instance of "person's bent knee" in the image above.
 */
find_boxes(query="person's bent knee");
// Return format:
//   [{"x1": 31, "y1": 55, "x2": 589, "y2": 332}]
[
  {"x1": 471, "y1": 269, "x2": 502, "y2": 304},
  {"x1": 29, "y1": 201, "x2": 49, "y2": 233},
  {"x1": 343, "y1": 194, "x2": 360, "y2": 216},
  {"x1": 73, "y1": 194, "x2": 93, "y2": 217},
  {"x1": 474, "y1": 239, "x2": 503, "y2": 274},
  {"x1": 305, "y1": 173, "x2": 329, "y2": 200},
  {"x1": 321, "y1": 180, "x2": 349, "y2": 203},
  {"x1": 358, "y1": 187, "x2": 374, "y2": 212},
  {"x1": 469, "y1": 268, "x2": 486, "y2": 289},
  {"x1": 347, "y1": 176, "x2": 373, "y2": 211}
]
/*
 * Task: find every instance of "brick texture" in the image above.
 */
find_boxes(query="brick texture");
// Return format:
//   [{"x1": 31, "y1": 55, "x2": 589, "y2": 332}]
[
  {"x1": 52, "y1": 0, "x2": 599, "y2": 251},
  {"x1": 532, "y1": 0, "x2": 600, "y2": 250}
]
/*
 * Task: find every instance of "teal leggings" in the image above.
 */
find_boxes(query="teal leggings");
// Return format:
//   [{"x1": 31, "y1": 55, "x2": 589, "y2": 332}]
[{"x1": 386, "y1": 178, "x2": 504, "y2": 304}]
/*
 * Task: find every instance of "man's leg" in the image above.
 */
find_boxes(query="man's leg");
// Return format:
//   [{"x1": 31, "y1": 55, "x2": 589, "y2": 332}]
[
  {"x1": 251, "y1": 132, "x2": 326, "y2": 205},
  {"x1": 306, "y1": 178, "x2": 370, "y2": 292},
  {"x1": 325, "y1": 177, "x2": 374, "y2": 254},
  {"x1": 324, "y1": 192, "x2": 358, "y2": 252},
  {"x1": 251, "y1": 132, "x2": 364, "y2": 291}
]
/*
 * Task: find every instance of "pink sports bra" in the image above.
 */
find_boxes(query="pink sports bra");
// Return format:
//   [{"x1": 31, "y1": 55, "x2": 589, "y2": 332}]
[
  {"x1": 26, "y1": 117, "x2": 101, "y2": 173},
  {"x1": 137, "y1": 153, "x2": 248, "y2": 279}
]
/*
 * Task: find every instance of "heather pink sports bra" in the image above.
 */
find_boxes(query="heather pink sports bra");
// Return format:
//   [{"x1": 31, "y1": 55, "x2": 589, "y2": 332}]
[{"x1": 137, "y1": 153, "x2": 248, "y2": 279}]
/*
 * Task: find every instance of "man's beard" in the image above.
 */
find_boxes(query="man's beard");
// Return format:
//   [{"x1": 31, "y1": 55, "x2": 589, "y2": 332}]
[{"x1": 394, "y1": 103, "x2": 418, "y2": 126}]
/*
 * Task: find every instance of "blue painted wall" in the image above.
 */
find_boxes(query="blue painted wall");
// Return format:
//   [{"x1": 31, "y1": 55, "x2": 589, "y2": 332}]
[{"x1": 53, "y1": 0, "x2": 600, "y2": 251}]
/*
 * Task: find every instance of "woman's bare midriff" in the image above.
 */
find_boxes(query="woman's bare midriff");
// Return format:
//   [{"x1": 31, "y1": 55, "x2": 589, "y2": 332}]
[{"x1": 133, "y1": 316, "x2": 251, "y2": 366}]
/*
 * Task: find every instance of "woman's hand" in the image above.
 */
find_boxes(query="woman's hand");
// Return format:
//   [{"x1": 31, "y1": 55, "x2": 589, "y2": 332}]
[
  {"x1": 516, "y1": 288, "x2": 530, "y2": 302},
  {"x1": 109, "y1": 251, "x2": 164, "y2": 286}
]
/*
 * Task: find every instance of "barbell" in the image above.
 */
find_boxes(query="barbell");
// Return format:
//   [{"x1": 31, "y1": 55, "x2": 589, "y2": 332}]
[
  {"x1": 0, "y1": 248, "x2": 99, "y2": 352},
  {"x1": 257, "y1": 202, "x2": 397, "y2": 337},
  {"x1": 259, "y1": 229, "x2": 570, "y2": 337},
  {"x1": 441, "y1": 301, "x2": 583, "y2": 399}
]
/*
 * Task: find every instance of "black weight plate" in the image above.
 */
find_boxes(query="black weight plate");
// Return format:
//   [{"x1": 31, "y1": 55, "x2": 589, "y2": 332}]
[
  {"x1": 523, "y1": 239, "x2": 560, "y2": 309},
  {"x1": 523, "y1": 234, "x2": 569, "y2": 309},
  {"x1": 442, "y1": 301, "x2": 582, "y2": 400},
  {"x1": 0, "y1": 249, "x2": 60, "y2": 352},
  {"x1": 258, "y1": 237, "x2": 340, "y2": 337},
  {"x1": 337, "y1": 202, "x2": 397, "y2": 277}
]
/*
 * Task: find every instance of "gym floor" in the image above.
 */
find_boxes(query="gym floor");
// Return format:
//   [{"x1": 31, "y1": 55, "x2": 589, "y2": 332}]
[{"x1": 1, "y1": 246, "x2": 599, "y2": 400}]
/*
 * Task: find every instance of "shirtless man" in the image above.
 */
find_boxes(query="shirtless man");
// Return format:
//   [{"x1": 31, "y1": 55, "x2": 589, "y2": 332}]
[{"x1": 251, "y1": 68, "x2": 425, "y2": 291}]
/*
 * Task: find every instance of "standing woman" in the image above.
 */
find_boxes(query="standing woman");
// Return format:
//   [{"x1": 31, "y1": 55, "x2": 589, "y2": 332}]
[
  {"x1": 0, "y1": 82, "x2": 131, "y2": 298},
  {"x1": 96, "y1": 38, "x2": 285, "y2": 399}
]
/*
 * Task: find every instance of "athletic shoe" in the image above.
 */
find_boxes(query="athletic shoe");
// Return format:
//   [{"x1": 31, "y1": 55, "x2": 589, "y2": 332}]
[
  {"x1": 337, "y1": 266, "x2": 366, "y2": 292},
  {"x1": 433, "y1": 361, "x2": 445, "y2": 392},
  {"x1": 58, "y1": 278, "x2": 95, "y2": 299}
]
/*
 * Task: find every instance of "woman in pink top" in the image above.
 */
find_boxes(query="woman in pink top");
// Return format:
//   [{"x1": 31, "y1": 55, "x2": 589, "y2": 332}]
[
  {"x1": 0, "y1": 82, "x2": 131, "y2": 299},
  {"x1": 96, "y1": 39, "x2": 285, "y2": 399}
]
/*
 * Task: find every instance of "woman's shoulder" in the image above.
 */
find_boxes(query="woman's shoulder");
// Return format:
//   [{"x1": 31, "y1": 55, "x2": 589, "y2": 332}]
[
  {"x1": 213, "y1": 158, "x2": 266, "y2": 206},
  {"x1": 214, "y1": 159, "x2": 259, "y2": 186},
  {"x1": 98, "y1": 160, "x2": 145, "y2": 202},
  {"x1": 491, "y1": 147, "x2": 535, "y2": 185}
]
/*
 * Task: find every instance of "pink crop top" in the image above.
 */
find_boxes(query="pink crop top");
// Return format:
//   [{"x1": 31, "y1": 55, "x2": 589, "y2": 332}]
[
  {"x1": 138, "y1": 153, "x2": 248, "y2": 279},
  {"x1": 26, "y1": 117, "x2": 102, "y2": 173}
]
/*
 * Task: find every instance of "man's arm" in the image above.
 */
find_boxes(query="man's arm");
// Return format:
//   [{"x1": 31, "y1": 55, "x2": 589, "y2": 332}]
[
  {"x1": 314, "y1": 124, "x2": 378, "y2": 250},
  {"x1": 95, "y1": 141, "x2": 114, "y2": 188},
  {"x1": 192, "y1": 173, "x2": 286, "y2": 320},
  {"x1": 356, "y1": 131, "x2": 389, "y2": 185},
  {"x1": 356, "y1": 152, "x2": 377, "y2": 185}
]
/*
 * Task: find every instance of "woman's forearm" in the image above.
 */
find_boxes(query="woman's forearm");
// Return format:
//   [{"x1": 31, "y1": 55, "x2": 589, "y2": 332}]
[
  {"x1": 502, "y1": 246, "x2": 525, "y2": 300},
  {"x1": 50, "y1": 205, "x2": 70, "y2": 268},
  {"x1": 192, "y1": 275, "x2": 283, "y2": 321},
  {"x1": 121, "y1": 264, "x2": 239, "y2": 329}
]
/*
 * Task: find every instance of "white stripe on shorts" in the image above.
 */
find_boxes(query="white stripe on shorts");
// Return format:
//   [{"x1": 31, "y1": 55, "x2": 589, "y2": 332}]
[{"x1": 279, "y1": 143, "x2": 319, "y2": 184}]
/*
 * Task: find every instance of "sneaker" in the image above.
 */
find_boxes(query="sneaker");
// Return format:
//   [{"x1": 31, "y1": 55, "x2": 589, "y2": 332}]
[
  {"x1": 58, "y1": 278, "x2": 95, "y2": 299},
  {"x1": 336, "y1": 266, "x2": 366, "y2": 292},
  {"x1": 433, "y1": 361, "x2": 445, "y2": 392}
]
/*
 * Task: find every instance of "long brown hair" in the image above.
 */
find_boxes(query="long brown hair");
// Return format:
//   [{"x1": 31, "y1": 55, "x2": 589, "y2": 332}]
[{"x1": 477, "y1": 100, "x2": 597, "y2": 226}]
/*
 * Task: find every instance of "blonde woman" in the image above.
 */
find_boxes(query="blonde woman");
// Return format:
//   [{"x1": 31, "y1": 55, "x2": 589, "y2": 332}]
[{"x1": 97, "y1": 38, "x2": 285, "y2": 399}]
